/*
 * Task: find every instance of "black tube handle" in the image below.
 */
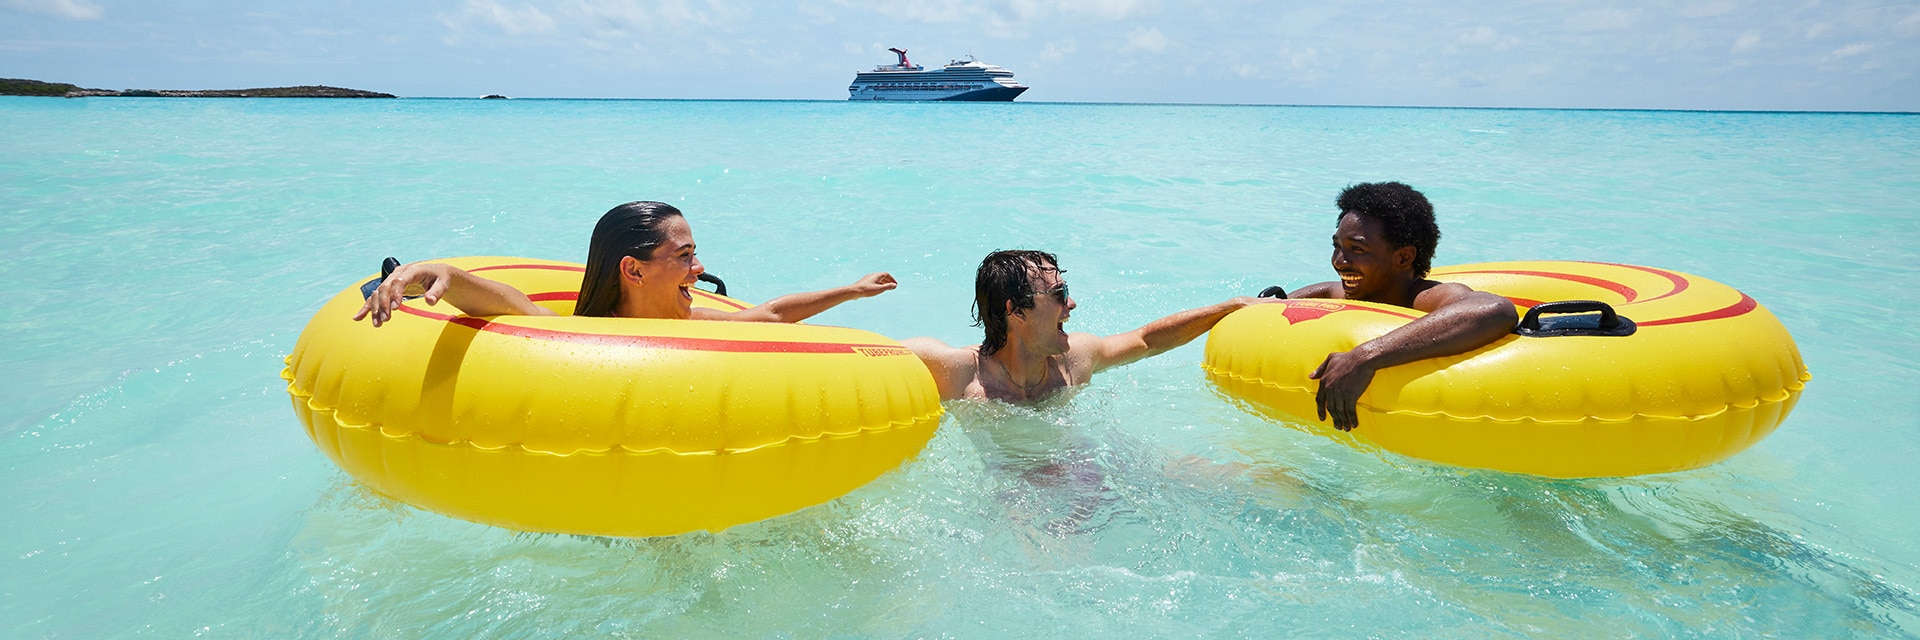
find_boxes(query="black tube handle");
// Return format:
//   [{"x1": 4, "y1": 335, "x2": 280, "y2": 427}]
[
  {"x1": 1518, "y1": 300, "x2": 1619, "y2": 331},
  {"x1": 1514, "y1": 300, "x2": 1636, "y2": 337},
  {"x1": 697, "y1": 272, "x2": 728, "y2": 297},
  {"x1": 359, "y1": 257, "x2": 403, "y2": 300},
  {"x1": 1257, "y1": 285, "x2": 1288, "y2": 299}
]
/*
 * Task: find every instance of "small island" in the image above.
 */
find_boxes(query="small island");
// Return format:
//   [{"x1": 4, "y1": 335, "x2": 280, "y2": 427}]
[
  {"x1": 0, "y1": 78, "x2": 90, "y2": 96},
  {"x1": 1, "y1": 78, "x2": 395, "y2": 98}
]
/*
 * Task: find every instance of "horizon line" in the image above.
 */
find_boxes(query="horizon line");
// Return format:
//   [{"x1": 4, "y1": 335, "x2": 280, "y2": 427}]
[{"x1": 8, "y1": 88, "x2": 1912, "y2": 115}]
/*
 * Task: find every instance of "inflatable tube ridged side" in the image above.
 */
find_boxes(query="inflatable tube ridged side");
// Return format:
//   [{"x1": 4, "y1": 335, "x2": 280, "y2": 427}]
[
  {"x1": 283, "y1": 257, "x2": 944, "y2": 536},
  {"x1": 1203, "y1": 261, "x2": 1809, "y2": 478}
]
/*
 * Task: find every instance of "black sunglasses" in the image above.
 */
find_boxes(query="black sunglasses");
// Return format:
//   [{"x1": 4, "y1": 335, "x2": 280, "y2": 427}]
[{"x1": 1027, "y1": 282, "x2": 1069, "y2": 304}]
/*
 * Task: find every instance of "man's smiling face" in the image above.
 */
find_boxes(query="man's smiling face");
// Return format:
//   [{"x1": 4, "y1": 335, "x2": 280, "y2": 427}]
[
  {"x1": 1330, "y1": 212, "x2": 1414, "y2": 302},
  {"x1": 1017, "y1": 264, "x2": 1075, "y2": 355}
]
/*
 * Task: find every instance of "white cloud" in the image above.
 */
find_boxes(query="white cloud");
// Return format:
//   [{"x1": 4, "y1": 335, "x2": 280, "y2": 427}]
[
  {"x1": 838, "y1": 0, "x2": 1151, "y2": 28},
  {"x1": 850, "y1": 0, "x2": 975, "y2": 23},
  {"x1": 440, "y1": 0, "x2": 748, "y2": 41},
  {"x1": 1057, "y1": 0, "x2": 1154, "y2": 20},
  {"x1": 1285, "y1": 47, "x2": 1318, "y2": 70},
  {"x1": 1039, "y1": 40, "x2": 1076, "y2": 62},
  {"x1": 1263, "y1": 45, "x2": 1321, "y2": 82},
  {"x1": 1121, "y1": 26, "x2": 1168, "y2": 53},
  {"x1": 1675, "y1": 0, "x2": 1736, "y2": 19},
  {"x1": 797, "y1": 1, "x2": 835, "y2": 23},
  {"x1": 452, "y1": 0, "x2": 556, "y2": 35},
  {"x1": 1732, "y1": 31, "x2": 1760, "y2": 53},
  {"x1": 1565, "y1": 8, "x2": 1635, "y2": 32},
  {"x1": 1895, "y1": 12, "x2": 1920, "y2": 37},
  {"x1": 1805, "y1": 22, "x2": 1833, "y2": 39},
  {"x1": 3, "y1": 0, "x2": 102, "y2": 20},
  {"x1": 1232, "y1": 62, "x2": 1259, "y2": 78},
  {"x1": 1825, "y1": 42, "x2": 1873, "y2": 61},
  {"x1": 569, "y1": 0, "x2": 736, "y2": 35},
  {"x1": 1458, "y1": 25, "x2": 1519, "y2": 50}
]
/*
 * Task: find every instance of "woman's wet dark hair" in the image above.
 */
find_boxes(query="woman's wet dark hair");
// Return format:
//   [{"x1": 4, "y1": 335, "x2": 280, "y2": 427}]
[
  {"x1": 1337, "y1": 181, "x2": 1441, "y2": 278},
  {"x1": 974, "y1": 249, "x2": 1060, "y2": 356},
  {"x1": 574, "y1": 201, "x2": 684, "y2": 317}
]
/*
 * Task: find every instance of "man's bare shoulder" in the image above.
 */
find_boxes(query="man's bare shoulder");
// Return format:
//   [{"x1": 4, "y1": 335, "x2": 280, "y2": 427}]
[
  {"x1": 1063, "y1": 331, "x2": 1104, "y2": 370},
  {"x1": 901, "y1": 337, "x2": 982, "y2": 400},
  {"x1": 1064, "y1": 331, "x2": 1105, "y2": 350},
  {"x1": 1412, "y1": 280, "x2": 1481, "y2": 313},
  {"x1": 902, "y1": 337, "x2": 977, "y2": 367}
]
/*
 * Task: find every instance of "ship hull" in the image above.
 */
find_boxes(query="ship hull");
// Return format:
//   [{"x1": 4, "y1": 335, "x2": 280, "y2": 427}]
[
  {"x1": 849, "y1": 84, "x2": 1027, "y2": 102},
  {"x1": 935, "y1": 86, "x2": 1027, "y2": 102}
]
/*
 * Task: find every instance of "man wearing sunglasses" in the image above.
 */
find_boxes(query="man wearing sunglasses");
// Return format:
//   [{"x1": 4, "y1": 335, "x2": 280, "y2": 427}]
[{"x1": 904, "y1": 249, "x2": 1271, "y2": 403}]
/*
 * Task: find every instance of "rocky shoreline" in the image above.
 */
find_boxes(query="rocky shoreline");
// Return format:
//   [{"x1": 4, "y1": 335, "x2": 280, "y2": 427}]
[{"x1": 2, "y1": 78, "x2": 395, "y2": 98}]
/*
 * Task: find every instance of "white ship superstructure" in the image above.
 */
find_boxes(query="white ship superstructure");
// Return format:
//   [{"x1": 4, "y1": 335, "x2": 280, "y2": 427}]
[{"x1": 848, "y1": 48, "x2": 1029, "y2": 101}]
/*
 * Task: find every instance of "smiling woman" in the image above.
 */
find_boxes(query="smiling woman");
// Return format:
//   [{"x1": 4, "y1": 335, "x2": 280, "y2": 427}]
[
  {"x1": 286, "y1": 257, "x2": 943, "y2": 536},
  {"x1": 282, "y1": 201, "x2": 943, "y2": 536},
  {"x1": 357, "y1": 201, "x2": 900, "y2": 325}
]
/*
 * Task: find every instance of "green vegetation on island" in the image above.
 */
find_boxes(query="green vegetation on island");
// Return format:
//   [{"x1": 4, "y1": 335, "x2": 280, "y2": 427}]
[
  {"x1": 1, "y1": 78, "x2": 395, "y2": 98},
  {"x1": 0, "y1": 78, "x2": 89, "y2": 96}
]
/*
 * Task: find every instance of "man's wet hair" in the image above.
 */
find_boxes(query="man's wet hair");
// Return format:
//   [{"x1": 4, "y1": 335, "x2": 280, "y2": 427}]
[
  {"x1": 1337, "y1": 182, "x2": 1441, "y2": 278},
  {"x1": 974, "y1": 249, "x2": 1061, "y2": 356}
]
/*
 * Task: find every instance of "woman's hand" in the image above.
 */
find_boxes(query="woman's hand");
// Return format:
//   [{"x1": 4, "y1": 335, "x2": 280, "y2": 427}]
[
  {"x1": 352, "y1": 262, "x2": 453, "y2": 328},
  {"x1": 848, "y1": 272, "x2": 898, "y2": 298}
]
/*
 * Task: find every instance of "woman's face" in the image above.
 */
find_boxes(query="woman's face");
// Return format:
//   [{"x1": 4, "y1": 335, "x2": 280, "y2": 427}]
[{"x1": 621, "y1": 216, "x2": 705, "y2": 319}]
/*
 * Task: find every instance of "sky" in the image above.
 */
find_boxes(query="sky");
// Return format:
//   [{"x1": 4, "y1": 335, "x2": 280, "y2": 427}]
[{"x1": 2, "y1": 0, "x2": 1916, "y2": 111}]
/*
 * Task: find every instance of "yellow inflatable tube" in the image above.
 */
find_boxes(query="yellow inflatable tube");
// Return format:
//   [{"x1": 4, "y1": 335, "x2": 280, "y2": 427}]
[
  {"x1": 283, "y1": 257, "x2": 944, "y2": 536},
  {"x1": 1204, "y1": 261, "x2": 1810, "y2": 478}
]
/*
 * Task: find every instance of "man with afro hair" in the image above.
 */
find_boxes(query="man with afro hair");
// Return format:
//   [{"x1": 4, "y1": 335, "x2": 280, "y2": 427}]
[{"x1": 1278, "y1": 182, "x2": 1517, "y2": 432}]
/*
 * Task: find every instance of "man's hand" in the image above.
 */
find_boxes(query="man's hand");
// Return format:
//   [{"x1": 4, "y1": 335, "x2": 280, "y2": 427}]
[
  {"x1": 848, "y1": 272, "x2": 898, "y2": 298},
  {"x1": 1309, "y1": 350, "x2": 1376, "y2": 431}
]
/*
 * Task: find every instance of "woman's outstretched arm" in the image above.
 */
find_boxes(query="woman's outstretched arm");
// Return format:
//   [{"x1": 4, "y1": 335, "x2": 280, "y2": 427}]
[
  {"x1": 694, "y1": 272, "x2": 897, "y2": 323},
  {"x1": 353, "y1": 262, "x2": 555, "y2": 327}
]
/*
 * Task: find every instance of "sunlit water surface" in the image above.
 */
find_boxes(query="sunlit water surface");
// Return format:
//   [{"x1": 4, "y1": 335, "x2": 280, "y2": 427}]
[{"x1": 2, "y1": 97, "x2": 1917, "y2": 637}]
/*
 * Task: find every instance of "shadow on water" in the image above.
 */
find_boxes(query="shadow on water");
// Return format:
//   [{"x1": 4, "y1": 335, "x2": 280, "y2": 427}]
[
  {"x1": 291, "y1": 463, "x2": 970, "y2": 638},
  {"x1": 1216, "y1": 407, "x2": 1920, "y2": 638}
]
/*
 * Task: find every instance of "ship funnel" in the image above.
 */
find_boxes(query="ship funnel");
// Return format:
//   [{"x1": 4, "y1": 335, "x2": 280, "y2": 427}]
[{"x1": 887, "y1": 47, "x2": 911, "y2": 67}]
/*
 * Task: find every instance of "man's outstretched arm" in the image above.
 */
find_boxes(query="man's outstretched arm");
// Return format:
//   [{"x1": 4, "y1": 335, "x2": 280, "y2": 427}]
[
  {"x1": 1311, "y1": 285, "x2": 1517, "y2": 431},
  {"x1": 1078, "y1": 297, "x2": 1270, "y2": 374}
]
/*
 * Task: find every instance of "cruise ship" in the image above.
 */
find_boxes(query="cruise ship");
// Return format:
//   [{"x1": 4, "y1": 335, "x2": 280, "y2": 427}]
[{"x1": 848, "y1": 48, "x2": 1029, "y2": 101}]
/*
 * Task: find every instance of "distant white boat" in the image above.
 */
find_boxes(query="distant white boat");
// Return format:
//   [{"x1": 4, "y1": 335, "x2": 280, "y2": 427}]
[{"x1": 848, "y1": 48, "x2": 1029, "y2": 102}]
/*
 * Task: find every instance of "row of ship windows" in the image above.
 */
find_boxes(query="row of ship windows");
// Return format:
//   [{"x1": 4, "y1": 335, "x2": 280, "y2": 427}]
[
  {"x1": 850, "y1": 84, "x2": 990, "y2": 91},
  {"x1": 853, "y1": 74, "x2": 1005, "y2": 81}
]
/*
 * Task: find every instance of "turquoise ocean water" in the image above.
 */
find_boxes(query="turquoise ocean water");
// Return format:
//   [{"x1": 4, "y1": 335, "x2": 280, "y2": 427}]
[{"x1": 2, "y1": 97, "x2": 1917, "y2": 637}]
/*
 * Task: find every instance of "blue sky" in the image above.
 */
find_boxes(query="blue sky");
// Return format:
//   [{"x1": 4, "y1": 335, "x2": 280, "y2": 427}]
[{"x1": 3, "y1": 0, "x2": 1915, "y2": 110}]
